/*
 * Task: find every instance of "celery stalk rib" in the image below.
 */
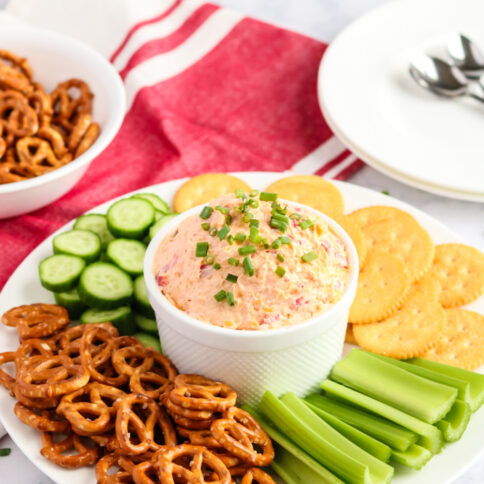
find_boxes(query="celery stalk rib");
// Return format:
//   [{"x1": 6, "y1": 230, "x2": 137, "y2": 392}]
[
  {"x1": 259, "y1": 391, "x2": 372, "y2": 484},
  {"x1": 330, "y1": 350, "x2": 457, "y2": 424},
  {"x1": 305, "y1": 402, "x2": 392, "y2": 462},
  {"x1": 321, "y1": 380, "x2": 444, "y2": 454},
  {"x1": 242, "y1": 405, "x2": 343, "y2": 484},
  {"x1": 409, "y1": 358, "x2": 484, "y2": 412},
  {"x1": 306, "y1": 394, "x2": 417, "y2": 452},
  {"x1": 391, "y1": 444, "x2": 432, "y2": 470},
  {"x1": 281, "y1": 393, "x2": 394, "y2": 484},
  {"x1": 436, "y1": 399, "x2": 471, "y2": 442}
]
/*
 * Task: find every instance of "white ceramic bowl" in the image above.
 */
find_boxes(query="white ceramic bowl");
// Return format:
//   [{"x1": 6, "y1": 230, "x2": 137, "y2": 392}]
[
  {"x1": 144, "y1": 201, "x2": 359, "y2": 405},
  {"x1": 0, "y1": 26, "x2": 125, "y2": 219}
]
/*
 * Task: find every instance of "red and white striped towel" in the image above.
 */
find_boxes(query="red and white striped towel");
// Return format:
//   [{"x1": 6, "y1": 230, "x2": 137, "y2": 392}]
[{"x1": 0, "y1": 0, "x2": 363, "y2": 290}]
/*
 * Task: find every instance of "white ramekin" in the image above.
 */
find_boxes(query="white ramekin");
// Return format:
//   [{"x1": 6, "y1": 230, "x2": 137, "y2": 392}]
[{"x1": 144, "y1": 200, "x2": 359, "y2": 405}]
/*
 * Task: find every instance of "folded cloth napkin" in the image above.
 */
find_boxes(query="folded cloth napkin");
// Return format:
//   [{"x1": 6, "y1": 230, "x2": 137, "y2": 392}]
[{"x1": 0, "y1": 0, "x2": 363, "y2": 290}]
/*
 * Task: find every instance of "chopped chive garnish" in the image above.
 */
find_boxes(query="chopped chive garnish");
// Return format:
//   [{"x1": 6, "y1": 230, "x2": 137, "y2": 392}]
[
  {"x1": 290, "y1": 212, "x2": 302, "y2": 220},
  {"x1": 249, "y1": 199, "x2": 259, "y2": 208},
  {"x1": 196, "y1": 242, "x2": 209, "y2": 257},
  {"x1": 214, "y1": 290, "x2": 226, "y2": 302},
  {"x1": 201, "y1": 222, "x2": 210, "y2": 231},
  {"x1": 261, "y1": 238, "x2": 270, "y2": 249},
  {"x1": 226, "y1": 291, "x2": 235, "y2": 306},
  {"x1": 205, "y1": 256, "x2": 214, "y2": 265},
  {"x1": 200, "y1": 206, "x2": 213, "y2": 219},
  {"x1": 382, "y1": 190, "x2": 390, "y2": 195},
  {"x1": 271, "y1": 238, "x2": 282, "y2": 249},
  {"x1": 299, "y1": 219, "x2": 314, "y2": 230},
  {"x1": 235, "y1": 189, "x2": 246, "y2": 199},
  {"x1": 226, "y1": 273, "x2": 238, "y2": 283},
  {"x1": 0, "y1": 448, "x2": 11, "y2": 457},
  {"x1": 280, "y1": 236, "x2": 292, "y2": 244},
  {"x1": 270, "y1": 218, "x2": 288, "y2": 232},
  {"x1": 217, "y1": 225, "x2": 230, "y2": 240},
  {"x1": 302, "y1": 251, "x2": 318, "y2": 263},
  {"x1": 215, "y1": 205, "x2": 229, "y2": 215},
  {"x1": 277, "y1": 254, "x2": 284, "y2": 262},
  {"x1": 209, "y1": 227, "x2": 218, "y2": 236},
  {"x1": 249, "y1": 227, "x2": 261, "y2": 243},
  {"x1": 243, "y1": 256, "x2": 255, "y2": 276},
  {"x1": 271, "y1": 211, "x2": 289, "y2": 223},
  {"x1": 227, "y1": 234, "x2": 234, "y2": 245},
  {"x1": 250, "y1": 189, "x2": 259, "y2": 197},
  {"x1": 243, "y1": 213, "x2": 254, "y2": 223},
  {"x1": 228, "y1": 257, "x2": 240, "y2": 266},
  {"x1": 225, "y1": 214, "x2": 232, "y2": 225},
  {"x1": 249, "y1": 219, "x2": 260, "y2": 228},
  {"x1": 234, "y1": 233, "x2": 246, "y2": 243},
  {"x1": 260, "y1": 192, "x2": 278, "y2": 202},
  {"x1": 214, "y1": 263, "x2": 221, "y2": 270},
  {"x1": 239, "y1": 245, "x2": 256, "y2": 255},
  {"x1": 275, "y1": 266, "x2": 286, "y2": 278}
]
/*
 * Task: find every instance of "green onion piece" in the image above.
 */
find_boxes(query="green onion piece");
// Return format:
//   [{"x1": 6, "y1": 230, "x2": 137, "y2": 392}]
[
  {"x1": 249, "y1": 189, "x2": 259, "y2": 197},
  {"x1": 249, "y1": 199, "x2": 259, "y2": 208},
  {"x1": 209, "y1": 227, "x2": 218, "y2": 236},
  {"x1": 226, "y1": 234, "x2": 234, "y2": 245},
  {"x1": 275, "y1": 266, "x2": 286, "y2": 278},
  {"x1": 249, "y1": 219, "x2": 260, "y2": 228},
  {"x1": 271, "y1": 238, "x2": 282, "y2": 249},
  {"x1": 331, "y1": 350, "x2": 458, "y2": 424},
  {"x1": 235, "y1": 189, "x2": 246, "y2": 199},
  {"x1": 215, "y1": 205, "x2": 229, "y2": 214},
  {"x1": 200, "y1": 206, "x2": 213, "y2": 219},
  {"x1": 234, "y1": 233, "x2": 246, "y2": 243},
  {"x1": 260, "y1": 192, "x2": 278, "y2": 202},
  {"x1": 270, "y1": 218, "x2": 288, "y2": 232},
  {"x1": 214, "y1": 290, "x2": 226, "y2": 302},
  {"x1": 225, "y1": 214, "x2": 232, "y2": 225},
  {"x1": 228, "y1": 257, "x2": 240, "y2": 266},
  {"x1": 436, "y1": 399, "x2": 470, "y2": 442},
  {"x1": 290, "y1": 212, "x2": 302, "y2": 220},
  {"x1": 243, "y1": 257, "x2": 255, "y2": 276},
  {"x1": 277, "y1": 254, "x2": 284, "y2": 262},
  {"x1": 213, "y1": 263, "x2": 221, "y2": 270},
  {"x1": 321, "y1": 380, "x2": 443, "y2": 454},
  {"x1": 205, "y1": 256, "x2": 214, "y2": 265},
  {"x1": 249, "y1": 227, "x2": 261, "y2": 243},
  {"x1": 299, "y1": 219, "x2": 314, "y2": 230},
  {"x1": 280, "y1": 236, "x2": 292, "y2": 244},
  {"x1": 382, "y1": 190, "x2": 390, "y2": 195},
  {"x1": 391, "y1": 445, "x2": 432, "y2": 470},
  {"x1": 239, "y1": 245, "x2": 256, "y2": 255},
  {"x1": 226, "y1": 273, "x2": 238, "y2": 284},
  {"x1": 0, "y1": 448, "x2": 11, "y2": 457},
  {"x1": 261, "y1": 238, "x2": 270, "y2": 249},
  {"x1": 195, "y1": 242, "x2": 209, "y2": 257},
  {"x1": 217, "y1": 225, "x2": 230, "y2": 240},
  {"x1": 226, "y1": 291, "x2": 235, "y2": 306},
  {"x1": 302, "y1": 251, "x2": 318, "y2": 263},
  {"x1": 201, "y1": 222, "x2": 210, "y2": 231},
  {"x1": 271, "y1": 211, "x2": 289, "y2": 223},
  {"x1": 243, "y1": 213, "x2": 254, "y2": 223}
]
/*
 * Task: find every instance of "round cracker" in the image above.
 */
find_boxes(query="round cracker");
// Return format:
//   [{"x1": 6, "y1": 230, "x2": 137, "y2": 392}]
[
  {"x1": 336, "y1": 216, "x2": 368, "y2": 267},
  {"x1": 349, "y1": 249, "x2": 411, "y2": 324},
  {"x1": 345, "y1": 324, "x2": 357, "y2": 345},
  {"x1": 431, "y1": 243, "x2": 484, "y2": 308},
  {"x1": 352, "y1": 282, "x2": 444, "y2": 359},
  {"x1": 173, "y1": 174, "x2": 252, "y2": 212},
  {"x1": 420, "y1": 308, "x2": 484, "y2": 369},
  {"x1": 265, "y1": 177, "x2": 344, "y2": 219},
  {"x1": 348, "y1": 206, "x2": 434, "y2": 282}
]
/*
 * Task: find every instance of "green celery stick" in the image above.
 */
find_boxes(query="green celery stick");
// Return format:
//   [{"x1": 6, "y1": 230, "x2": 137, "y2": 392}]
[
  {"x1": 370, "y1": 353, "x2": 471, "y2": 408},
  {"x1": 281, "y1": 393, "x2": 394, "y2": 484},
  {"x1": 391, "y1": 444, "x2": 432, "y2": 470},
  {"x1": 409, "y1": 358, "x2": 484, "y2": 412},
  {"x1": 306, "y1": 402, "x2": 392, "y2": 462},
  {"x1": 330, "y1": 350, "x2": 457, "y2": 424},
  {"x1": 259, "y1": 391, "x2": 372, "y2": 484},
  {"x1": 436, "y1": 399, "x2": 471, "y2": 442},
  {"x1": 321, "y1": 380, "x2": 444, "y2": 454},
  {"x1": 242, "y1": 405, "x2": 343, "y2": 484},
  {"x1": 272, "y1": 445, "x2": 341, "y2": 484},
  {"x1": 306, "y1": 394, "x2": 417, "y2": 452}
]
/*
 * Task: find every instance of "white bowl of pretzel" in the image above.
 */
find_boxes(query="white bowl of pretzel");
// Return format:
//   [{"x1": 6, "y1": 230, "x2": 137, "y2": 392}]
[{"x1": 0, "y1": 25, "x2": 125, "y2": 219}]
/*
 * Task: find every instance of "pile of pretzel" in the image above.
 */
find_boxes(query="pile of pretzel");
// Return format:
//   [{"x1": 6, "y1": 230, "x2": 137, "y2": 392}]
[
  {"x1": 0, "y1": 303, "x2": 276, "y2": 484},
  {"x1": 0, "y1": 49, "x2": 100, "y2": 184}
]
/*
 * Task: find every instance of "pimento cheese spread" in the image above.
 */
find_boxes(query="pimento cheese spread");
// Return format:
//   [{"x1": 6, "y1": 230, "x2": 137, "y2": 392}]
[{"x1": 153, "y1": 193, "x2": 349, "y2": 330}]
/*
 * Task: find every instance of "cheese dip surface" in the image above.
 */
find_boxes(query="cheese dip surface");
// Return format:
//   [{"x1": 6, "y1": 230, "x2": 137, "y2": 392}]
[{"x1": 153, "y1": 192, "x2": 350, "y2": 330}]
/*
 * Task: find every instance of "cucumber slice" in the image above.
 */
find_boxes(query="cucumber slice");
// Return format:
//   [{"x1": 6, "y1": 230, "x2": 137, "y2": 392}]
[
  {"x1": 39, "y1": 254, "x2": 85, "y2": 292},
  {"x1": 154, "y1": 210, "x2": 163, "y2": 221},
  {"x1": 106, "y1": 239, "x2": 146, "y2": 276},
  {"x1": 53, "y1": 229, "x2": 101, "y2": 263},
  {"x1": 149, "y1": 213, "x2": 178, "y2": 240},
  {"x1": 134, "y1": 332, "x2": 162, "y2": 353},
  {"x1": 134, "y1": 313, "x2": 158, "y2": 335},
  {"x1": 81, "y1": 306, "x2": 136, "y2": 335},
  {"x1": 73, "y1": 213, "x2": 115, "y2": 248},
  {"x1": 107, "y1": 199, "x2": 155, "y2": 239},
  {"x1": 134, "y1": 275, "x2": 155, "y2": 318},
  {"x1": 78, "y1": 262, "x2": 133, "y2": 309},
  {"x1": 54, "y1": 288, "x2": 86, "y2": 319},
  {"x1": 131, "y1": 193, "x2": 170, "y2": 214}
]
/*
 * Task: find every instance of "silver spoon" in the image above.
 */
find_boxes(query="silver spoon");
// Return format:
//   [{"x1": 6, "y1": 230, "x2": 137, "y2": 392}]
[
  {"x1": 447, "y1": 33, "x2": 484, "y2": 79},
  {"x1": 409, "y1": 54, "x2": 484, "y2": 102}
]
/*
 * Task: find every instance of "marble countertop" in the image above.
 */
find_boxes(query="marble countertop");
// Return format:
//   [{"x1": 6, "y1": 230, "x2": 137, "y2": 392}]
[{"x1": 0, "y1": 0, "x2": 483, "y2": 483}]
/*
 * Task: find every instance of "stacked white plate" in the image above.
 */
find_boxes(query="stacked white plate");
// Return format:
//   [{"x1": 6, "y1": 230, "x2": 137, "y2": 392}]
[{"x1": 318, "y1": 0, "x2": 484, "y2": 202}]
